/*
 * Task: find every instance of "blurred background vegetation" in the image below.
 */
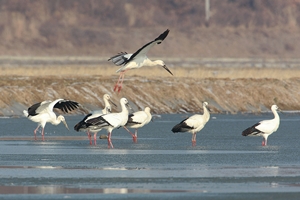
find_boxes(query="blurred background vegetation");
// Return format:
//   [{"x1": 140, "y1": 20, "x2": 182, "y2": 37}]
[{"x1": 0, "y1": 0, "x2": 300, "y2": 58}]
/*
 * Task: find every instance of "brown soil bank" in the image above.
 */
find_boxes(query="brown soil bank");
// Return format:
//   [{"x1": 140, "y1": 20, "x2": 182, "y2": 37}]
[{"x1": 1, "y1": 75, "x2": 300, "y2": 116}]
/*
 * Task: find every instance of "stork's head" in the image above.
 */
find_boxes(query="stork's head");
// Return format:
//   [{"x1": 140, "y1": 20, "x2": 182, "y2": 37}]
[
  {"x1": 58, "y1": 115, "x2": 69, "y2": 130},
  {"x1": 120, "y1": 98, "x2": 129, "y2": 106},
  {"x1": 154, "y1": 60, "x2": 173, "y2": 76},
  {"x1": 120, "y1": 98, "x2": 132, "y2": 111},
  {"x1": 145, "y1": 107, "x2": 151, "y2": 113},
  {"x1": 103, "y1": 94, "x2": 117, "y2": 112},
  {"x1": 271, "y1": 104, "x2": 281, "y2": 112},
  {"x1": 203, "y1": 102, "x2": 211, "y2": 112},
  {"x1": 154, "y1": 60, "x2": 165, "y2": 67},
  {"x1": 271, "y1": 105, "x2": 278, "y2": 110},
  {"x1": 103, "y1": 94, "x2": 110, "y2": 101}
]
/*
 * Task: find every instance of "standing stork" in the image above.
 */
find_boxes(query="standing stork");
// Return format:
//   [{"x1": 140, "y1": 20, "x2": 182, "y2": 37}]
[
  {"x1": 172, "y1": 102, "x2": 210, "y2": 146},
  {"x1": 23, "y1": 99, "x2": 80, "y2": 141},
  {"x1": 74, "y1": 94, "x2": 116, "y2": 145},
  {"x1": 123, "y1": 107, "x2": 152, "y2": 143},
  {"x1": 108, "y1": 29, "x2": 173, "y2": 92},
  {"x1": 83, "y1": 98, "x2": 131, "y2": 149},
  {"x1": 242, "y1": 105, "x2": 280, "y2": 146}
]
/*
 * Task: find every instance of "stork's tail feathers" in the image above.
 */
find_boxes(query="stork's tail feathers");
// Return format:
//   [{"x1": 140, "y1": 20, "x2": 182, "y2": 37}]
[
  {"x1": 172, "y1": 124, "x2": 180, "y2": 133},
  {"x1": 242, "y1": 127, "x2": 251, "y2": 136},
  {"x1": 242, "y1": 125, "x2": 259, "y2": 136},
  {"x1": 172, "y1": 123, "x2": 186, "y2": 133},
  {"x1": 74, "y1": 120, "x2": 88, "y2": 132}
]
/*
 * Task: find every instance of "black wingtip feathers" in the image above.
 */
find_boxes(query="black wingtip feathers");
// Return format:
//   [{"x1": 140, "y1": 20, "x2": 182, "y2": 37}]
[{"x1": 155, "y1": 29, "x2": 170, "y2": 42}]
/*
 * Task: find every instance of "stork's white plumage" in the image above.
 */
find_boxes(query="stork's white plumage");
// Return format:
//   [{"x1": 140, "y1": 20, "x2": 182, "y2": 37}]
[
  {"x1": 86, "y1": 98, "x2": 130, "y2": 148},
  {"x1": 172, "y1": 102, "x2": 210, "y2": 146},
  {"x1": 123, "y1": 107, "x2": 152, "y2": 143},
  {"x1": 23, "y1": 99, "x2": 80, "y2": 141},
  {"x1": 74, "y1": 94, "x2": 116, "y2": 145},
  {"x1": 108, "y1": 29, "x2": 173, "y2": 92},
  {"x1": 242, "y1": 105, "x2": 280, "y2": 146}
]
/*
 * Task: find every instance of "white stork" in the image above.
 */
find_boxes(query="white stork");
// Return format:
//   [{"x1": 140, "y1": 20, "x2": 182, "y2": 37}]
[
  {"x1": 74, "y1": 94, "x2": 116, "y2": 145},
  {"x1": 23, "y1": 99, "x2": 80, "y2": 141},
  {"x1": 172, "y1": 102, "x2": 210, "y2": 146},
  {"x1": 108, "y1": 29, "x2": 173, "y2": 92},
  {"x1": 123, "y1": 107, "x2": 152, "y2": 143},
  {"x1": 83, "y1": 98, "x2": 130, "y2": 149},
  {"x1": 242, "y1": 105, "x2": 280, "y2": 146}
]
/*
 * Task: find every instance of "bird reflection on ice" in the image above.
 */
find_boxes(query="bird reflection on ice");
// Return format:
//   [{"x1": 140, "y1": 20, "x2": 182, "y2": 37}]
[{"x1": 0, "y1": 185, "x2": 200, "y2": 194}]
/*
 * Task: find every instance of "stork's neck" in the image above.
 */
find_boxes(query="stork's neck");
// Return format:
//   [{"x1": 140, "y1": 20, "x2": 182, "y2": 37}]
[
  {"x1": 121, "y1": 103, "x2": 129, "y2": 116},
  {"x1": 118, "y1": 102, "x2": 129, "y2": 126},
  {"x1": 102, "y1": 99, "x2": 111, "y2": 114},
  {"x1": 272, "y1": 108, "x2": 280, "y2": 122},
  {"x1": 51, "y1": 116, "x2": 62, "y2": 125},
  {"x1": 145, "y1": 110, "x2": 152, "y2": 122},
  {"x1": 144, "y1": 59, "x2": 161, "y2": 67},
  {"x1": 203, "y1": 105, "x2": 210, "y2": 122},
  {"x1": 145, "y1": 110, "x2": 151, "y2": 117}
]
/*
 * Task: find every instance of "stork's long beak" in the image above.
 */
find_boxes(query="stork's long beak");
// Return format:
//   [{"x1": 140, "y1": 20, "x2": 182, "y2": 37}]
[
  {"x1": 126, "y1": 103, "x2": 132, "y2": 111},
  {"x1": 63, "y1": 120, "x2": 69, "y2": 131},
  {"x1": 207, "y1": 107, "x2": 212, "y2": 112},
  {"x1": 162, "y1": 65, "x2": 173, "y2": 76},
  {"x1": 109, "y1": 99, "x2": 117, "y2": 107}
]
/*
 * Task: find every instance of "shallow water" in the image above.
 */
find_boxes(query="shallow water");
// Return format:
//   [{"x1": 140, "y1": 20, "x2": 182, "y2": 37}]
[{"x1": 1, "y1": 113, "x2": 300, "y2": 199}]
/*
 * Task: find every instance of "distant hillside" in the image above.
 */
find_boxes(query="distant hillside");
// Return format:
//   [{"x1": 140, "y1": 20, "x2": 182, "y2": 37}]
[{"x1": 0, "y1": 0, "x2": 300, "y2": 58}]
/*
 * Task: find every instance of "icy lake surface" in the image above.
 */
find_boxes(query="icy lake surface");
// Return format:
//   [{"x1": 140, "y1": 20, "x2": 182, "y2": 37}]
[{"x1": 1, "y1": 113, "x2": 300, "y2": 199}]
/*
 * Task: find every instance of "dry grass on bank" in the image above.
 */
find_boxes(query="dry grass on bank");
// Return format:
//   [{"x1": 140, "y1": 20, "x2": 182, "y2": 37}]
[{"x1": 1, "y1": 65, "x2": 300, "y2": 79}]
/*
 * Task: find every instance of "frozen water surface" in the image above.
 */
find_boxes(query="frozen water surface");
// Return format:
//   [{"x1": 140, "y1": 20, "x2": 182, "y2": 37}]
[{"x1": 1, "y1": 113, "x2": 300, "y2": 199}]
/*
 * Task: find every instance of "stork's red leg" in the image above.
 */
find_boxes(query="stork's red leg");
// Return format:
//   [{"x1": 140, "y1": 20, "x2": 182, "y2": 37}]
[
  {"x1": 107, "y1": 132, "x2": 114, "y2": 149},
  {"x1": 41, "y1": 128, "x2": 45, "y2": 141},
  {"x1": 123, "y1": 126, "x2": 137, "y2": 142},
  {"x1": 114, "y1": 73, "x2": 122, "y2": 92},
  {"x1": 192, "y1": 133, "x2": 197, "y2": 146},
  {"x1": 86, "y1": 131, "x2": 92, "y2": 145},
  {"x1": 33, "y1": 125, "x2": 40, "y2": 141},
  {"x1": 114, "y1": 70, "x2": 128, "y2": 93},
  {"x1": 93, "y1": 133, "x2": 98, "y2": 145},
  {"x1": 262, "y1": 138, "x2": 267, "y2": 146},
  {"x1": 117, "y1": 72, "x2": 126, "y2": 93},
  {"x1": 133, "y1": 129, "x2": 138, "y2": 143}
]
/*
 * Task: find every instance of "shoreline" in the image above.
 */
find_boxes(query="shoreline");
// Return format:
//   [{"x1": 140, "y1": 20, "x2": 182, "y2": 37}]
[{"x1": 1, "y1": 71, "x2": 300, "y2": 115}]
